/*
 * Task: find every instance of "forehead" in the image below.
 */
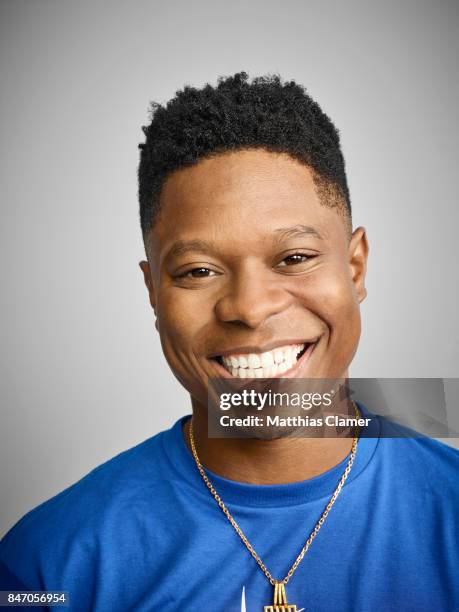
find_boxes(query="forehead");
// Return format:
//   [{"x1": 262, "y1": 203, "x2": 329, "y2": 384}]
[{"x1": 149, "y1": 149, "x2": 346, "y2": 259}]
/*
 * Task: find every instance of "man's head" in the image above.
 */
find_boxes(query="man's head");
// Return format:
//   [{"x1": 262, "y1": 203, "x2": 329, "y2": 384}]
[{"x1": 138, "y1": 72, "x2": 368, "y2": 410}]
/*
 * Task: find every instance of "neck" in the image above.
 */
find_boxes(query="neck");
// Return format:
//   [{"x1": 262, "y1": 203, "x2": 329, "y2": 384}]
[{"x1": 183, "y1": 396, "x2": 356, "y2": 485}]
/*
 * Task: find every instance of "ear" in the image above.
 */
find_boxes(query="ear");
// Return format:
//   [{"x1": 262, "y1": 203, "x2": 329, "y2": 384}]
[
  {"x1": 139, "y1": 260, "x2": 159, "y2": 329},
  {"x1": 348, "y1": 226, "x2": 369, "y2": 303}
]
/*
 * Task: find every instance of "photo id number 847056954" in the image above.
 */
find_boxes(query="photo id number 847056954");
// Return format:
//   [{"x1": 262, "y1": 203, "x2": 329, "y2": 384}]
[{"x1": 0, "y1": 591, "x2": 69, "y2": 607}]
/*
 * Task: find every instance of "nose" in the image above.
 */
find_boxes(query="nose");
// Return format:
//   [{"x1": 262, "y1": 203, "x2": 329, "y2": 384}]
[{"x1": 214, "y1": 266, "x2": 294, "y2": 329}]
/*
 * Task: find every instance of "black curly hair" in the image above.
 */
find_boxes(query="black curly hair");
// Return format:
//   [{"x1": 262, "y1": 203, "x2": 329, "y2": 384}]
[{"x1": 138, "y1": 71, "x2": 351, "y2": 240}]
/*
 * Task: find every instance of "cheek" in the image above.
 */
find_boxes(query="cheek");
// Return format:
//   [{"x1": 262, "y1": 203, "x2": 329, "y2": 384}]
[
  {"x1": 156, "y1": 287, "x2": 215, "y2": 403},
  {"x1": 157, "y1": 286, "x2": 214, "y2": 349},
  {"x1": 303, "y1": 267, "x2": 361, "y2": 335}
]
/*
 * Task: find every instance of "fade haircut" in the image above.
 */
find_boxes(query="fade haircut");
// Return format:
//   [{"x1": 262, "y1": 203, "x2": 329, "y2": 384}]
[{"x1": 138, "y1": 71, "x2": 351, "y2": 241}]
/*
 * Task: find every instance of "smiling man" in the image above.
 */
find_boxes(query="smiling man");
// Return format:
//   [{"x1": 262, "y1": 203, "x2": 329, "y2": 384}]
[{"x1": 1, "y1": 72, "x2": 458, "y2": 611}]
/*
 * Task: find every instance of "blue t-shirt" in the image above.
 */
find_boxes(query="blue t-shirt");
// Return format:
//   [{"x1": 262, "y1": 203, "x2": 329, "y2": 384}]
[{"x1": 1, "y1": 403, "x2": 459, "y2": 611}]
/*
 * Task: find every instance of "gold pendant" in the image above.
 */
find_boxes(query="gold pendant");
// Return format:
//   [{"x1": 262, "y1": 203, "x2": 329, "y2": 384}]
[{"x1": 264, "y1": 581, "x2": 297, "y2": 612}]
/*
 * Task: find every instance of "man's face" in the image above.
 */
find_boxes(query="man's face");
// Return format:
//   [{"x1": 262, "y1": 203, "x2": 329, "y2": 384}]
[{"x1": 140, "y1": 149, "x2": 368, "y2": 408}]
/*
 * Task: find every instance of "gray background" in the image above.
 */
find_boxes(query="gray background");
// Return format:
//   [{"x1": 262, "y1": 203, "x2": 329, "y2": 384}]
[{"x1": 1, "y1": 0, "x2": 458, "y2": 537}]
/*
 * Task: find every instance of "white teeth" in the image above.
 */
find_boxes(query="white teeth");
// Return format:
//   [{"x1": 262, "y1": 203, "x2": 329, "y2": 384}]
[
  {"x1": 261, "y1": 351, "x2": 274, "y2": 368},
  {"x1": 278, "y1": 361, "x2": 288, "y2": 374},
  {"x1": 218, "y1": 342, "x2": 307, "y2": 377}
]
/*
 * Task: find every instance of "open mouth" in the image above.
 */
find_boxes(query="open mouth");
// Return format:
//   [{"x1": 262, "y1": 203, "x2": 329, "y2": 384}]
[{"x1": 212, "y1": 341, "x2": 316, "y2": 378}]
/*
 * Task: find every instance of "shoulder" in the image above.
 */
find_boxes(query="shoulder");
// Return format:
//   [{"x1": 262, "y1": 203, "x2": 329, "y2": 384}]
[
  {"x1": 375, "y1": 416, "x2": 459, "y2": 501},
  {"x1": 0, "y1": 425, "x2": 174, "y2": 589}
]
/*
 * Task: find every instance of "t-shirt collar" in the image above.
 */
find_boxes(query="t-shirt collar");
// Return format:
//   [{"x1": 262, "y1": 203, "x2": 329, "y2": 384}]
[{"x1": 161, "y1": 401, "x2": 380, "y2": 508}]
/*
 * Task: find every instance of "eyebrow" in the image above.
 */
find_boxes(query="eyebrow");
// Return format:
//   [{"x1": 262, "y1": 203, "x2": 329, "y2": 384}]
[
  {"x1": 165, "y1": 224, "x2": 323, "y2": 261},
  {"x1": 165, "y1": 239, "x2": 218, "y2": 260},
  {"x1": 273, "y1": 224, "x2": 323, "y2": 242}
]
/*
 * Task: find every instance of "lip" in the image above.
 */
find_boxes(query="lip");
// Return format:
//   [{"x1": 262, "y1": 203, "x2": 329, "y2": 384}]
[
  {"x1": 207, "y1": 337, "x2": 320, "y2": 359},
  {"x1": 208, "y1": 339, "x2": 319, "y2": 379}
]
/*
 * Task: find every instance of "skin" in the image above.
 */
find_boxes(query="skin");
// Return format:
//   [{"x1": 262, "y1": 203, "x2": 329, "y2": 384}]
[{"x1": 139, "y1": 148, "x2": 369, "y2": 484}]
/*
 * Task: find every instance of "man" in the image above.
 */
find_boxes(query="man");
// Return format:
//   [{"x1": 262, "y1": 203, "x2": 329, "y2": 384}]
[{"x1": 1, "y1": 72, "x2": 458, "y2": 611}]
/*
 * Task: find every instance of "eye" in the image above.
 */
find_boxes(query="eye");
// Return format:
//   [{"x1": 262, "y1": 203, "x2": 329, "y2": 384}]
[
  {"x1": 176, "y1": 267, "x2": 218, "y2": 279},
  {"x1": 277, "y1": 253, "x2": 312, "y2": 267}
]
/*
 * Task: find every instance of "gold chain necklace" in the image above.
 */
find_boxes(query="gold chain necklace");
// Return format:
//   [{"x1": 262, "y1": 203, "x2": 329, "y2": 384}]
[{"x1": 189, "y1": 401, "x2": 361, "y2": 612}]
